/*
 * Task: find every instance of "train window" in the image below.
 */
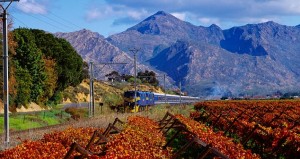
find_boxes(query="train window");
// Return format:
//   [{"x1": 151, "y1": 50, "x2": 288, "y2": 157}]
[{"x1": 124, "y1": 91, "x2": 134, "y2": 97}]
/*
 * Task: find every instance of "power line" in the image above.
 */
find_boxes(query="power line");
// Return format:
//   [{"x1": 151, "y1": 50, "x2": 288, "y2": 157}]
[
  {"x1": 48, "y1": 11, "x2": 83, "y2": 30},
  {"x1": 12, "y1": 9, "x2": 69, "y2": 32},
  {"x1": 37, "y1": 12, "x2": 78, "y2": 31},
  {"x1": 10, "y1": 5, "x2": 82, "y2": 32},
  {"x1": 10, "y1": 14, "x2": 28, "y2": 27}
]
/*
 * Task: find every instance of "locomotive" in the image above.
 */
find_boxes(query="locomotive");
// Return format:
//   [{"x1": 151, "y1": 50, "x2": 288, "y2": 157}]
[{"x1": 124, "y1": 90, "x2": 200, "y2": 112}]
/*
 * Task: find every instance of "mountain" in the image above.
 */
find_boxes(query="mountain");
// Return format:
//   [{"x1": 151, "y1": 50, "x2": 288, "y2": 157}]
[
  {"x1": 106, "y1": 11, "x2": 223, "y2": 63},
  {"x1": 55, "y1": 30, "x2": 147, "y2": 79},
  {"x1": 54, "y1": 29, "x2": 174, "y2": 86},
  {"x1": 149, "y1": 20, "x2": 300, "y2": 96},
  {"x1": 56, "y1": 11, "x2": 300, "y2": 97}
]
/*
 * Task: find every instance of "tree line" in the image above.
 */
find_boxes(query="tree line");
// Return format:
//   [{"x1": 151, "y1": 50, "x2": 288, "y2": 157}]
[
  {"x1": 105, "y1": 70, "x2": 159, "y2": 86},
  {"x1": 0, "y1": 28, "x2": 88, "y2": 109}
]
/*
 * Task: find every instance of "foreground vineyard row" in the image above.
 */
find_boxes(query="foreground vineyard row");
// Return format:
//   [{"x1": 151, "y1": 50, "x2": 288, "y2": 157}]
[
  {"x1": 159, "y1": 112, "x2": 260, "y2": 158},
  {"x1": 0, "y1": 127, "x2": 100, "y2": 158},
  {"x1": 0, "y1": 116, "x2": 171, "y2": 159},
  {"x1": 192, "y1": 100, "x2": 300, "y2": 158},
  {"x1": 0, "y1": 111, "x2": 262, "y2": 158}
]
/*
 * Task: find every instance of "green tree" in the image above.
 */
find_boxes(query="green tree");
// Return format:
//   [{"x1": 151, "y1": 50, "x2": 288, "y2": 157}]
[
  {"x1": 14, "y1": 65, "x2": 32, "y2": 107},
  {"x1": 13, "y1": 28, "x2": 46, "y2": 106},
  {"x1": 137, "y1": 70, "x2": 159, "y2": 86},
  {"x1": 30, "y1": 29, "x2": 84, "y2": 90},
  {"x1": 11, "y1": 28, "x2": 85, "y2": 106},
  {"x1": 127, "y1": 77, "x2": 142, "y2": 84},
  {"x1": 106, "y1": 71, "x2": 122, "y2": 82}
]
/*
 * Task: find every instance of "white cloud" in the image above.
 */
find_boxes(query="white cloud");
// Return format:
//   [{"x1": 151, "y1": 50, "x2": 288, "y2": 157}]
[
  {"x1": 198, "y1": 17, "x2": 220, "y2": 26},
  {"x1": 104, "y1": 0, "x2": 300, "y2": 23},
  {"x1": 84, "y1": 4, "x2": 149, "y2": 25},
  {"x1": 127, "y1": 9, "x2": 148, "y2": 20},
  {"x1": 16, "y1": 0, "x2": 47, "y2": 14},
  {"x1": 239, "y1": 17, "x2": 277, "y2": 24},
  {"x1": 85, "y1": 6, "x2": 114, "y2": 22},
  {"x1": 85, "y1": 8, "x2": 102, "y2": 21},
  {"x1": 95, "y1": 0, "x2": 300, "y2": 28},
  {"x1": 171, "y1": 12, "x2": 186, "y2": 21}
]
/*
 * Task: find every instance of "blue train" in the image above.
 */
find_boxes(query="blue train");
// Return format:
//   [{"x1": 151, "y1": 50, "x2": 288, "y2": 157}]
[{"x1": 123, "y1": 90, "x2": 200, "y2": 112}]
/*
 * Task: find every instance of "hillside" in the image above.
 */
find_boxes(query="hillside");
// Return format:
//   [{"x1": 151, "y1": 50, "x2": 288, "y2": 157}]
[{"x1": 62, "y1": 79, "x2": 164, "y2": 106}]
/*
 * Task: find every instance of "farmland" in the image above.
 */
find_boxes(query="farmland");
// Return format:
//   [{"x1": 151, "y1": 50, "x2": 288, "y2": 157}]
[{"x1": 0, "y1": 100, "x2": 299, "y2": 158}]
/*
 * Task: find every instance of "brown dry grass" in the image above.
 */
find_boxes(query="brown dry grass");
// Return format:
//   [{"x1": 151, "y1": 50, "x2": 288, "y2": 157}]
[{"x1": 63, "y1": 79, "x2": 164, "y2": 104}]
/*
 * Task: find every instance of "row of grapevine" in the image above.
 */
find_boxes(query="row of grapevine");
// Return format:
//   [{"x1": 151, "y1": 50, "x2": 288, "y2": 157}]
[
  {"x1": 101, "y1": 116, "x2": 172, "y2": 158},
  {"x1": 0, "y1": 116, "x2": 172, "y2": 159},
  {"x1": 159, "y1": 112, "x2": 260, "y2": 159},
  {"x1": 192, "y1": 100, "x2": 300, "y2": 158},
  {"x1": 0, "y1": 127, "x2": 101, "y2": 158}
]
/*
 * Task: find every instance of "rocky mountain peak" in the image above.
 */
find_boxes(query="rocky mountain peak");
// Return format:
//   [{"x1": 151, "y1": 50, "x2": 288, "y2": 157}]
[
  {"x1": 141, "y1": 11, "x2": 178, "y2": 23},
  {"x1": 154, "y1": 11, "x2": 168, "y2": 16},
  {"x1": 219, "y1": 21, "x2": 296, "y2": 56},
  {"x1": 126, "y1": 10, "x2": 193, "y2": 35},
  {"x1": 209, "y1": 24, "x2": 221, "y2": 30},
  {"x1": 259, "y1": 21, "x2": 280, "y2": 26},
  {"x1": 55, "y1": 29, "x2": 104, "y2": 43}
]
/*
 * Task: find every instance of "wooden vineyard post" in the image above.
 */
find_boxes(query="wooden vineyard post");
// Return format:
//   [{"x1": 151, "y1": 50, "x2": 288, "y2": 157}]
[
  {"x1": 223, "y1": 111, "x2": 244, "y2": 135},
  {"x1": 241, "y1": 124, "x2": 260, "y2": 145},
  {"x1": 64, "y1": 118, "x2": 124, "y2": 159},
  {"x1": 159, "y1": 112, "x2": 229, "y2": 159},
  {"x1": 162, "y1": 127, "x2": 184, "y2": 149},
  {"x1": 197, "y1": 144, "x2": 212, "y2": 159}
]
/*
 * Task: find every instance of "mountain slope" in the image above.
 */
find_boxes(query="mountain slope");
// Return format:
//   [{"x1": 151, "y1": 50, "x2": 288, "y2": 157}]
[
  {"x1": 150, "y1": 40, "x2": 299, "y2": 96},
  {"x1": 147, "y1": 20, "x2": 300, "y2": 96}
]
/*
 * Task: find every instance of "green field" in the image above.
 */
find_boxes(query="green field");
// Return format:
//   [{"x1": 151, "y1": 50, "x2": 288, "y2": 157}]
[{"x1": 0, "y1": 109, "x2": 71, "y2": 132}]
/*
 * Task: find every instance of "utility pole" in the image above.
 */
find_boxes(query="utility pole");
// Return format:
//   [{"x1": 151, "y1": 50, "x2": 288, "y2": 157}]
[
  {"x1": 164, "y1": 74, "x2": 166, "y2": 103},
  {"x1": 179, "y1": 82, "x2": 182, "y2": 104},
  {"x1": 1, "y1": 0, "x2": 19, "y2": 148},
  {"x1": 1, "y1": 0, "x2": 19, "y2": 149},
  {"x1": 89, "y1": 62, "x2": 127, "y2": 117},
  {"x1": 129, "y1": 48, "x2": 140, "y2": 112},
  {"x1": 89, "y1": 62, "x2": 94, "y2": 117}
]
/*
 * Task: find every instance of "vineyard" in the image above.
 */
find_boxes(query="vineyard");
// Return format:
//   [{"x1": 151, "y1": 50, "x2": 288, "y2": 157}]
[
  {"x1": 192, "y1": 100, "x2": 300, "y2": 159},
  {"x1": 0, "y1": 100, "x2": 299, "y2": 158}
]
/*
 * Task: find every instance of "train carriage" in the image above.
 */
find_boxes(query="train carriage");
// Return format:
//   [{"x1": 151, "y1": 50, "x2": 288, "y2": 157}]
[{"x1": 124, "y1": 91, "x2": 200, "y2": 112}]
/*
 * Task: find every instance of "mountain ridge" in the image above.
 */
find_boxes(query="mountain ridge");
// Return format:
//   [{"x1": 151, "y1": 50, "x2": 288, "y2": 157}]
[{"x1": 56, "y1": 11, "x2": 300, "y2": 97}]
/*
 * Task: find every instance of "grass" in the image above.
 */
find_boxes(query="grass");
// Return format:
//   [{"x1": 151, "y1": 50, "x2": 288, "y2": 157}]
[{"x1": 0, "y1": 109, "x2": 70, "y2": 132}]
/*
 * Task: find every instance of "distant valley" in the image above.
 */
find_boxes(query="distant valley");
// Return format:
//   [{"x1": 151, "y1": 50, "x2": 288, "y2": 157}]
[{"x1": 55, "y1": 11, "x2": 300, "y2": 97}]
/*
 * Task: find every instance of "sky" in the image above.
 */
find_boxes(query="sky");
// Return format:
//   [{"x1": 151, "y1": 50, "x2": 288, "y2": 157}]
[{"x1": 4, "y1": 0, "x2": 300, "y2": 37}]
